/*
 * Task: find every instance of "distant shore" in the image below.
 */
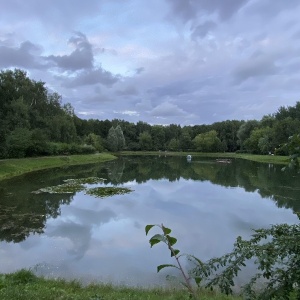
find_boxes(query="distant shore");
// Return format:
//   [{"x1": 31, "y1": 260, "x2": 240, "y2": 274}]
[{"x1": 0, "y1": 152, "x2": 290, "y2": 181}]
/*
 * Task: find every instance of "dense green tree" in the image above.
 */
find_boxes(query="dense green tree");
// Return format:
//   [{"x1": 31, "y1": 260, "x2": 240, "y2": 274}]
[
  {"x1": 167, "y1": 138, "x2": 180, "y2": 151},
  {"x1": 5, "y1": 128, "x2": 32, "y2": 158},
  {"x1": 212, "y1": 120, "x2": 242, "y2": 152},
  {"x1": 0, "y1": 69, "x2": 80, "y2": 158},
  {"x1": 84, "y1": 133, "x2": 103, "y2": 152},
  {"x1": 275, "y1": 101, "x2": 300, "y2": 120},
  {"x1": 180, "y1": 128, "x2": 193, "y2": 151},
  {"x1": 193, "y1": 130, "x2": 224, "y2": 152},
  {"x1": 139, "y1": 131, "x2": 153, "y2": 150},
  {"x1": 165, "y1": 124, "x2": 181, "y2": 142},
  {"x1": 151, "y1": 125, "x2": 166, "y2": 150},
  {"x1": 115, "y1": 125, "x2": 126, "y2": 151},
  {"x1": 244, "y1": 127, "x2": 275, "y2": 154},
  {"x1": 107, "y1": 127, "x2": 118, "y2": 151},
  {"x1": 273, "y1": 117, "x2": 300, "y2": 148},
  {"x1": 237, "y1": 120, "x2": 259, "y2": 150}
]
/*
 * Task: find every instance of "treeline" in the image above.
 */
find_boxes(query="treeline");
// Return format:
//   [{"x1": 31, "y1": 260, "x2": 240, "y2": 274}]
[{"x1": 1, "y1": 69, "x2": 299, "y2": 158}]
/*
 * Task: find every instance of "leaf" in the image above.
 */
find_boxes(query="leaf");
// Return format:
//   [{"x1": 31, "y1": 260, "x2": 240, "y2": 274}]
[
  {"x1": 162, "y1": 225, "x2": 171, "y2": 235},
  {"x1": 149, "y1": 234, "x2": 165, "y2": 247},
  {"x1": 157, "y1": 264, "x2": 179, "y2": 273},
  {"x1": 171, "y1": 249, "x2": 180, "y2": 257},
  {"x1": 194, "y1": 276, "x2": 202, "y2": 286},
  {"x1": 145, "y1": 224, "x2": 155, "y2": 236},
  {"x1": 166, "y1": 235, "x2": 177, "y2": 246}
]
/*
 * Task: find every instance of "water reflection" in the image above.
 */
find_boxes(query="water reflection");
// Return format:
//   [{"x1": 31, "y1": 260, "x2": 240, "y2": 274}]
[{"x1": 0, "y1": 156, "x2": 299, "y2": 286}]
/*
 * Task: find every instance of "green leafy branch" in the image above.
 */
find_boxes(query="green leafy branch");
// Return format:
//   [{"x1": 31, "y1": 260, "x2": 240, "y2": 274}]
[
  {"x1": 146, "y1": 215, "x2": 300, "y2": 299},
  {"x1": 145, "y1": 224, "x2": 200, "y2": 299}
]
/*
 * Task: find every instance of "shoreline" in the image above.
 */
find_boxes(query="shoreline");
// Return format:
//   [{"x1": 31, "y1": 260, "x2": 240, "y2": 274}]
[
  {"x1": 0, "y1": 152, "x2": 290, "y2": 182},
  {"x1": 0, "y1": 153, "x2": 116, "y2": 181}
]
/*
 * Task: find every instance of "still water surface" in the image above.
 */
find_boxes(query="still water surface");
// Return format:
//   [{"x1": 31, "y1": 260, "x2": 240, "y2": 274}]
[{"x1": 0, "y1": 156, "x2": 299, "y2": 286}]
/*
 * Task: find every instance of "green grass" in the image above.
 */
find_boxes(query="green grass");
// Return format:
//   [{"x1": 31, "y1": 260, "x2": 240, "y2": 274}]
[
  {"x1": 0, "y1": 151, "x2": 291, "y2": 182},
  {"x1": 0, "y1": 153, "x2": 116, "y2": 181},
  {"x1": 0, "y1": 269, "x2": 241, "y2": 300},
  {"x1": 120, "y1": 151, "x2": 290, "y2": 165}
]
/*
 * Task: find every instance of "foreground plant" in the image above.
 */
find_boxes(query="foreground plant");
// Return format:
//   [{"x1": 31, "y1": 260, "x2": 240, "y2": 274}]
[
  {"x1": 146, "y1": 215, "x2": 300, "y2": 299},
  {"x1": 145, "y1": 224, "x2": 200, "y2": 299}
]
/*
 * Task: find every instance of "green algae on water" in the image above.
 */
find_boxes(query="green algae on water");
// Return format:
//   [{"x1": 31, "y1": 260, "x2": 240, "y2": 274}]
[
  {"x1": 32, "y1": 177, "x2": 106, "y2": 194},
  {"x1": 34, "y1": 182, "x2": 85, "y2": 194},
  {"x1": 32, "y1": 177, "x2": 133, "y2": 198},
  {"x1": 85, "y1": 187, "x2": 133, "y2": 198},
  {"x1": 63, "y1": 177, "x2": 107, "y2": 185}
]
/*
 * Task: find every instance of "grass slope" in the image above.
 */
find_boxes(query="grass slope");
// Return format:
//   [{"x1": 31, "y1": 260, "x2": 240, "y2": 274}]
[
  {"x1": 0, "y1": 153, "x2": 116, "y2": 181},
  {"x1": 0, "y1": 269, "x2": 241, "y2": 300}
]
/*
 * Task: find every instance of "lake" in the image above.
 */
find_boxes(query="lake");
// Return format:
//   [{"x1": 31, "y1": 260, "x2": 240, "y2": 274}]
[{"x1": 0, "y1": 155, "x2": 299, "y2": 287}]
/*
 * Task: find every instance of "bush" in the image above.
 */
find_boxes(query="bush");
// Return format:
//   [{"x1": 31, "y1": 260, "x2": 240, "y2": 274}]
[
  {"x1": 146, "y1": 216, "x2": 300, "y2": 299},
  {"x1": 45, "y1": 143, "x2": 96, "y2": 155}
]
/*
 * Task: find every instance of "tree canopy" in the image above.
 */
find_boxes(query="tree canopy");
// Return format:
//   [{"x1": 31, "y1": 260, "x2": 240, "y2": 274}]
[{"x1": 1, "y1": 68, "x2": 300, "y2": 158}]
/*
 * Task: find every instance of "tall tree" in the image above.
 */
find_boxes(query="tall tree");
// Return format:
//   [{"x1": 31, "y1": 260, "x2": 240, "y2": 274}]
[
  {"x1": 107, "y1": 126, "x2": 118, "y2": 152},
  {"x1": 139, "y1": 131, "x2": 153, "y2": 150},
  {"x1": 115, "y1": 125, "x2": 126, "y2": 151}
]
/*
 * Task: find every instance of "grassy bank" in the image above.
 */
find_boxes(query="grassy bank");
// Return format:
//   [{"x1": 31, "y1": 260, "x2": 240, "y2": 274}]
[
  {"x1": 0, "y1": 269, "x2": 240, "y2": 300},
  {"x1": 0, "y1": 152, "x2": 290, "y2": 182},
  {"x1": 120, "y1": 151, "x2": 290, "y2": 165},
  {"x1": 0, "y1": 153, "x2": 116, "y2": 181}
]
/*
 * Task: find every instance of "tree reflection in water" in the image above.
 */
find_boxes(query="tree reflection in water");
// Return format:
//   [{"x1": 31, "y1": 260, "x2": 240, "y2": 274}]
[{"x1": 0, "y1": 156, "x2": 299, "y2": 243}]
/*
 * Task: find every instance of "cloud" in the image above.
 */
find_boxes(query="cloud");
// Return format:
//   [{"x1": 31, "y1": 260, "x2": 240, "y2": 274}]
[
  {"x1": 1, "y1": 0, "x2": 300, "y2": 125},
  {"x1": 166, "y1": 0, "x2": 250, "y2": 22},
  {"x1": 246, "y1": 0, "x2": 300, "y2": 19},
  {"x1": 46, "y1": 32, "x2": 93, "y2": 70},
  {"x1": 62, "y1": 68, "x2": 120, "y2": 88},
  {"x1": 233, "y1": 52, "x2": 278, "y2": 83},
  {"x1": 116, "y1": 86, "x2": 138, "y2": 96},
  {"x1": 113, "y1": 110, "x2": 140, "y2": 116},
  {"x1": 135, "y1": 67, "x2": 145, "y2": 74},
  {"x1": 0, "y1": 41, "x2": 46, "y2": 69},
  {"x1": 0, "y1": 0, "x2": 104, "y2": 30},
  {"x1": 150, "y1": 102, "x2": 187, "y2": 117},
  {"x1": 191, "y1": 21, "x2": 217, "y2": 39}
]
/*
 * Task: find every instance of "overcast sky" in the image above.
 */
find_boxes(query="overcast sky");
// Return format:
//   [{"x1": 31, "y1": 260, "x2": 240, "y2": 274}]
[{"x1": 1, "y1": 0, "x2": 300, "y2": 125}]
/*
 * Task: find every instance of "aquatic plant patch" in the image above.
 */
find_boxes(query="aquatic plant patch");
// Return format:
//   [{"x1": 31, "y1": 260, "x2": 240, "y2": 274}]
[
  {"x1": 63, "y1": 177, "x2": 107, "y2": 185},
  {"x1": 32, "y1": 177, "x2": 133, "y2": 198},
  {"x1": 32, "y1": 177, "x2": 106, "y2": 194},
  {"x1": 85, "y1": 186, "x2": 133, "y2": 198},
  {"x1": 33, "y1": 182, "x2": 85, "y2": 194}
]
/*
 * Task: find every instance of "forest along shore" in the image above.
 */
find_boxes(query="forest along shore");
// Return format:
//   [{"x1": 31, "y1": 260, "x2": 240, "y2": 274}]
[{"x1": 0, "y1": 152, "x2": 290, "y2": 182}]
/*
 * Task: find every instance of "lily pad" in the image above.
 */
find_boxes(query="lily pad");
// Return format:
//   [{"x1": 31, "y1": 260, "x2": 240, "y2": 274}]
[{"x1": 85, "y1": 187, "x2": 133, "y2": 198}]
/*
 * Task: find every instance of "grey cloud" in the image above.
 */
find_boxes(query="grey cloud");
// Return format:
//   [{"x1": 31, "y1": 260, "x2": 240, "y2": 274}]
[
  {"x1": 167, "y1": 0, "x2": 250, "y2": 22},
  {"x1": 1, "y1": 0, "x2": 103, "y2": 30},
  {"x1": 46, "y1": 32, "x2": 93, "y2": 70},
  {"x1": 47, "y1": 221, "x2": 91, "y2": 260},
  {"x1": 0, "y1": 41, "x2": 46, "y2": 69},
  {"x1": 62, "y1": 68, "x2": 120, "y2": 88},
  {"x1": 246, "y1": 0, "x2": 300, "y2": 19},
  {"x1": 135, "y1": 67, "x2": 145, "y2": 74},
  {"x1": 116, "y1": 86, "x2": 138, "y2": 96},
  {"x1": 150, "y1": 102, "x2": 187, "y2": 117},
  {"x1": 191, "y1": 21, "x2": 217, "y2": 39},
  {"x1": 148, "y1": 78, "x2": 214, "y2": 98},
  {"x1": 233, "y1": 52, "x2": 278, "y2": 83}
]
